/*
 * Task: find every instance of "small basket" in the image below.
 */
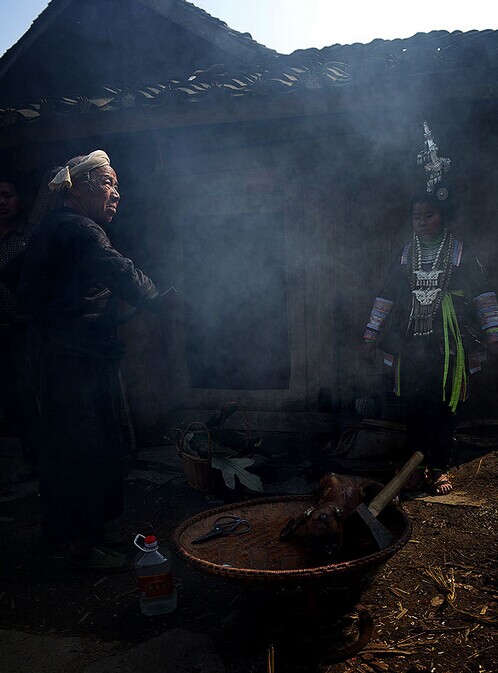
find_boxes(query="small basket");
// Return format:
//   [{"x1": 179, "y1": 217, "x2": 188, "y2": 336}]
[
  {"x1": 177, "y1": 422, "x2": 216, "y2": 494},
  {"x1": 176, "y1": 402, "x2": 257, "y2": 494}
]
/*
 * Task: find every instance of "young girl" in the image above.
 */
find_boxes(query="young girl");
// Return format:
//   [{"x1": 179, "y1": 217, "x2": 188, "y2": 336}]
[{"x1": 364, "y1": 193, "x2": 498, "y2": 494}]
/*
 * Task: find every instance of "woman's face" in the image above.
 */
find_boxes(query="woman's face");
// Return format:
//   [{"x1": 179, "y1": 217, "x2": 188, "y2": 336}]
[
  {"x1": 411, "y1": 201, "x2": 444, "y2": 240},
  {"x1": 71, "y1": 166, "x2": 120, "y2": 226}
]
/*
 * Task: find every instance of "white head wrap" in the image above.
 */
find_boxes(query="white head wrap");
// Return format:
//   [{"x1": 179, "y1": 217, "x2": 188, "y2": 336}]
[{"x1": 48, "y1": 150, "x2": 111, "y2": 192}]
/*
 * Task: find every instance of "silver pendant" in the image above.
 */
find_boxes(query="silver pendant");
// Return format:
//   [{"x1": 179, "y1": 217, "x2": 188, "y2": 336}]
[
  {"x1": 413, "y1": 270, "x2": 443, "y2": 283},
  {"x1": 412, "y1": 288, "x2": 441, "y2": 305}
]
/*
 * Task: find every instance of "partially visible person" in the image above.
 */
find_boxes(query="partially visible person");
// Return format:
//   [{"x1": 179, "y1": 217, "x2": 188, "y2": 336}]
[
  {"x1": 363, "y1": 191, "x2": 498, "y2": 495},
  {"x1": 18, "y1": 150, "x2": 165, "y2": 572},
  {"x1": 0, "y1": 176, "x2": 39, "y2": 482}
]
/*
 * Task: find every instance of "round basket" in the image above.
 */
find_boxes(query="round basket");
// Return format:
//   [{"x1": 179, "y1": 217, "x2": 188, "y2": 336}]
[{"x1": 172, "y1": 495, "x2": 412, "y2": 588}]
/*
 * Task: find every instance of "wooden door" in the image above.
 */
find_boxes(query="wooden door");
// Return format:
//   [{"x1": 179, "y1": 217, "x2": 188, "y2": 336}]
[{"x1": 164, "y1": 168, "x2": 308, "y2": 411}]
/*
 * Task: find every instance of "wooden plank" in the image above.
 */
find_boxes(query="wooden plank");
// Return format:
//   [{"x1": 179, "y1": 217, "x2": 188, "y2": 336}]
[{"x1": 166, "y1": 409, "x2": 335, "y2": 434}]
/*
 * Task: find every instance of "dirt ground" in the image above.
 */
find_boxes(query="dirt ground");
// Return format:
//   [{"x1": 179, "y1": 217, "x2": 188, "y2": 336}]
[{"x1": 0, "y1": 441, "x2": 496, "y2": 673}]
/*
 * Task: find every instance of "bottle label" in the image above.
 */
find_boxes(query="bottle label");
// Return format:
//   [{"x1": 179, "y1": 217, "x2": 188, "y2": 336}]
[{"x1": 138, "y1": 572, "x2": 174, "y2": 599}]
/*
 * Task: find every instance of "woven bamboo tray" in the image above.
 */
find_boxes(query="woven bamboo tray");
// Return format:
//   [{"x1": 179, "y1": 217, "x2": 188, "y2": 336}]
[{"x1": 172, "y1": 495, "x2": 412, "y2": 587}]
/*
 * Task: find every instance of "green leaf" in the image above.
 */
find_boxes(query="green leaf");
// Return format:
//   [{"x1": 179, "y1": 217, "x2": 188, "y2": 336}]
[{"x1": 211, "y1": 456, "x2": 264, "y2": 492}]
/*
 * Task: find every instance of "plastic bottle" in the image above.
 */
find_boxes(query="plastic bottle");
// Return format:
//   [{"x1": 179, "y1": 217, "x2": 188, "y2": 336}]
[{"x1": 134, "y1": 534, "x2": 177, "y2": 615}]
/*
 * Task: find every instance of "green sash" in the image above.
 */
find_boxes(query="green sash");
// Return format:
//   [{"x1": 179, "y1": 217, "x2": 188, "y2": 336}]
[
  {"x1": 441, "y1": 292, "x2": 466, "y2": 412},
  {"x1": 394, "y1": 291, "x2": 466, "y2": 410}
]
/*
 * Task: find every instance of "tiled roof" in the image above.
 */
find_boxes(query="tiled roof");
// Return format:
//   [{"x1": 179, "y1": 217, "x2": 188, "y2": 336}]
[
  {"x1": 0, "y1": 0, "x2": 276, "y2": 80},
  {"x1": 0, "y1": 60, "x2": 352, "y2": 128},
  {"x1": 287, "y1": 29, "x2": 498, "y2": 74},
  {"x1": 161, "y1": 0, "x2": 276, "y2": 54},
  {"x1": 0, "y1": 29, "x2": 497, "y2": 129}
]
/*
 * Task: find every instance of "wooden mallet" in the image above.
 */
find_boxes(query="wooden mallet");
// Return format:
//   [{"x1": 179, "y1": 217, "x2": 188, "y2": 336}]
[{"x1": 345, "y1": 451, "x2": 424, "y2": 550}]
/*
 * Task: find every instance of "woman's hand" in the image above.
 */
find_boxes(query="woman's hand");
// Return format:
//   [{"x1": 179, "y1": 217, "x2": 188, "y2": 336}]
[{"x1": 362, "y1": 341, "x2": 377, "y2": 365}]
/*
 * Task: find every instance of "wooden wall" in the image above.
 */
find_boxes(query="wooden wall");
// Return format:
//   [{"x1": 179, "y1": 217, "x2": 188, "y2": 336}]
[{"x1": 5, "y1": 102, "x2": 498, "y2": 446}]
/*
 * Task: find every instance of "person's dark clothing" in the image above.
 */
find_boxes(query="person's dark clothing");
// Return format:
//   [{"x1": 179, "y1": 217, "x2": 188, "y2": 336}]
[
  {"x1": 0, "y1": 220, "x2": 39, "y2": 466},
  {"x1": 37, "y1": 347, "x2": 123, "y2": 543},
  {"x1": 18, "y1": 207, "x2": 157, "y2": 356},
  {"x1": 366, "y1": 238, "x2": 495, "y2": 472},
  {"x1": 19, "y1": 207, "x2": 158, "y2": 543},
  {"x1": 0, "y1": 220, "x2": 36, "y2": 324},
  {"x1": 377, "y1": 243, "x2": 490, "y2": 359},
  {"x1": 0, "y1": 325, "x2": 39, "y2": 465},
  {"x1": 400, "y1": 335, "x2": 456, "y2": 471}
]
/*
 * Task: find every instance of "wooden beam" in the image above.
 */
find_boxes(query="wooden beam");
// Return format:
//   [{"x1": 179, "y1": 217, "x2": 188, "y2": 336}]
[{"x1": 167, "y1": 409, "x2": 336, "y2": 434}]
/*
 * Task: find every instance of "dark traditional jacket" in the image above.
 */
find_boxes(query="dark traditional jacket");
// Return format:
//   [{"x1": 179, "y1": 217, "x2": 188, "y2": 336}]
[
  {"x1": 364, "y1": 238, "x2": 498, "y2": 371},
  {"x1": 18, "y1": 207, "x2": 157, "y2": 356}
]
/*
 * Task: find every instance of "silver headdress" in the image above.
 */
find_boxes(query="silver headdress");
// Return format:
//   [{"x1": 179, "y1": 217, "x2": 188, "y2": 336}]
[{"x1": 416, "y1": 121, "x2": 451, "y2": 201}]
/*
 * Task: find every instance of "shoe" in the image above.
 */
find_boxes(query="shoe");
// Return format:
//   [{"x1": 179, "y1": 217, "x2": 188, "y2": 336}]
[
  {"x1": 65, "y1": 546, "x2": 133, "y2": 573},
  {"x1": 429, "y1": 470, "x2": 453, "y2": 496}
]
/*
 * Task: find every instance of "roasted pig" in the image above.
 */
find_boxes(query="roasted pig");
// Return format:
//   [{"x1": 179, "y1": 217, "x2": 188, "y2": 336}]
[{"x1": 280, "y1": 473, "x2": 386, "y2": 556}]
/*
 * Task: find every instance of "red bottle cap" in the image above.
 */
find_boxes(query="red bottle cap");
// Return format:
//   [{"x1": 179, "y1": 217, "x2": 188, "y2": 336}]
[{"x1": 144, "y1": 535, "x2": 157, "y2": 545}]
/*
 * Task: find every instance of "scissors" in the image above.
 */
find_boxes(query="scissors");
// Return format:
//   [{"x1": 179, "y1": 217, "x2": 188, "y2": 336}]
[{"x1": 191, "y1": 515, "x2": 251, "y2": 544}]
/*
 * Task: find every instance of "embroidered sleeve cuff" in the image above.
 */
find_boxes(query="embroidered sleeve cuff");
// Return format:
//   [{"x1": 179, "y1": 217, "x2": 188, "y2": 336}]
[
  {"x1": 487, "y1": 329, "x2": 498, "y2": 343},
  {"x1": 364, "y1": 296, "x2": 394, "y2": 339},
  {"x1": 473, "y1": 291, "x2": 498, "y2": 334},
  {"x1": 363, "y1": 327, "x2": 379, "y2": 342}
]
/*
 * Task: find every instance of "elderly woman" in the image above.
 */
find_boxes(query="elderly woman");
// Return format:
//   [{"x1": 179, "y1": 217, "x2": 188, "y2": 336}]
[
  {"x1": 19, "y1": 151, "x2": 163, "y2": 571},
  {"x1": 363, "y1": 191, "x2": 498, "y2": 495}
]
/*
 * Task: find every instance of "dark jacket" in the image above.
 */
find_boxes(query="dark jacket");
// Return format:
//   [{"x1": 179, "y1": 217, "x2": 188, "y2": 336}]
[
  {"x1": 18, "y1": 207, "x2": 157, "y2": 355},
  {"x1": 377, "y1": 240, "x2": 491, "y2": 357}
]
